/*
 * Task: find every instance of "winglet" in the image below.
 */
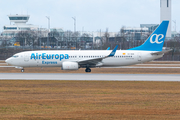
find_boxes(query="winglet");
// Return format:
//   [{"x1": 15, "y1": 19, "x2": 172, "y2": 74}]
[
  {"x1": 108, "y1": 45, "x2": 118, "y2": 57},
  {"x1": 107, "y1": 47, "x2": 110, "y2": 50}
]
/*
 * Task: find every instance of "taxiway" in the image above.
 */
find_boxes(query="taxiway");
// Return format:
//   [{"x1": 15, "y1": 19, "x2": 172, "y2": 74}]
[{"x1": 0, "y1": 73, "x2": 180, "y2": 81}]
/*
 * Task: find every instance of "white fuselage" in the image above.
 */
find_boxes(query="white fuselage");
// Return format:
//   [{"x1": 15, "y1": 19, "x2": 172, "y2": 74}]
[{"x1": 6, "y1": 50, "x2": 163, "y2": 68}]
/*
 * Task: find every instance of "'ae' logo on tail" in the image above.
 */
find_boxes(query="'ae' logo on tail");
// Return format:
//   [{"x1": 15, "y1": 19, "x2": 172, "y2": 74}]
[{"x1": 150, "y1": 34, "x2": 164, "y2": 44}]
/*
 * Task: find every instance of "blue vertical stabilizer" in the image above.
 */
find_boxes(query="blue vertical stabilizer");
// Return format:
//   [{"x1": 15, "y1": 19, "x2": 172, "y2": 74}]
[{"x1": 128, "y1": 21, "x2": 169, "y2": 51}]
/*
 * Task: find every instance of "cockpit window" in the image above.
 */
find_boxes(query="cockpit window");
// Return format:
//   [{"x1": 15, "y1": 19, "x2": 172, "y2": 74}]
[{"x1": 13, "y1": 55, "x2": 19, "y2": 58}]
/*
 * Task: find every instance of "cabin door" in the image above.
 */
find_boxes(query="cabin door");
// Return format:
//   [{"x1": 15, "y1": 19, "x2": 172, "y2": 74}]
[
  {"x1": 24, "y1": 53, "x2": 29, "y2": 62},
  {"x1": 76, "y1": 55, "x2": 79, "y2": 61},
  {"x1": 137, "y1": 52, "x2": 141, "y2": 61},
  {"x1": 36, "y1": 56, "x2": 40, "y2": 66}
]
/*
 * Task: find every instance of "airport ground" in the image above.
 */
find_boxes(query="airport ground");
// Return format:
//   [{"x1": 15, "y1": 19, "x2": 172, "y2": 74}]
[
  {"x1": 2, "y1": 67, "x2": 180, "y2": 74},
  {"x1": 1, "y1": 61, "x2": 180, "y2": 74},
  {"x1": 0, "y1": 61, "x2": 180, "y2": 119},
  {"x1": 0, "y1": 80, "x2": 180, "y2": 120}
]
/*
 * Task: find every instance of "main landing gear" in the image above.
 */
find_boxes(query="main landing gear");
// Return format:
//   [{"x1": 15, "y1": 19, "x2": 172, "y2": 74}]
[
  {"x1": 21, "y1": 69, "x2": 24, "y2": 73},
  {"x1": 85, "y1": 68, "x2": 91, "y2": 72}
]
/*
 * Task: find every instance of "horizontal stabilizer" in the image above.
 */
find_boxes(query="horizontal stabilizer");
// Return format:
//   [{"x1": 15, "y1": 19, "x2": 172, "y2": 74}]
[{"x1": 151, "y1": 49, "x2": 172, "y2": 55}]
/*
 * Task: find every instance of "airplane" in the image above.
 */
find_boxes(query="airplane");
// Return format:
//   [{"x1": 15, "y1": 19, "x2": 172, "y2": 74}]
[{"x1": 5, "y1": 21, "x2": 170, "y2": 73}]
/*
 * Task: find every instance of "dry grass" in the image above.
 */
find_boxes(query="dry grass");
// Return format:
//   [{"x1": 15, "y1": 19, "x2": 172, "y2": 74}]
[
  {"x1": 1, "y1": 67, "x2": 180, "y2": 74},
  {"x1": 0, "y1": 61, "x2": 5, "y2": 63},
  {"x1": 0, "y1": 80, "x2": 180, "y2": 120},
  {"x1": 1, "y1": 61, "x2": 180, "y2": 74},
  {"x1": 144, "y1": 61, "x2": 180, "y2": 64},
  {"x1": 0, "y1": 63, "x2": 7, "y2": 66}
]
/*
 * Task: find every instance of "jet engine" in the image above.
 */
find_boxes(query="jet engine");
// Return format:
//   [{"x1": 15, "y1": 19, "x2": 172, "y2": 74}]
[{"x1": 61, "y1": 62, "x2": 79, "y2": 70}]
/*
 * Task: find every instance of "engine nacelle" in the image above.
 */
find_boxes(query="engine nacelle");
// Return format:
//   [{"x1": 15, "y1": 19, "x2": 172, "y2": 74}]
[{"x1": 61, "y1": 62, "x2": 79, "y2": 70}]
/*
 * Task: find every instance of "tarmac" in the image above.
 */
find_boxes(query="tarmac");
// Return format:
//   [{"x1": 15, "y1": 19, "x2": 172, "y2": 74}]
[{"x1": 0, "y1": 73, "x2": 180, "y2": 81}]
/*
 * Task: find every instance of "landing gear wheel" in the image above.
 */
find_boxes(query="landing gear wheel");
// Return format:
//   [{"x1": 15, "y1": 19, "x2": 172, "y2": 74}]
[
  {"x1": 85, "y1": 68, "x2": 91, "y2": 72},
  {"x1": 88, "y1": 68, "x2": 91, "y2": 72},
  {"x1": 21, "y1": 69, "x2": 24, "y2": 73}
]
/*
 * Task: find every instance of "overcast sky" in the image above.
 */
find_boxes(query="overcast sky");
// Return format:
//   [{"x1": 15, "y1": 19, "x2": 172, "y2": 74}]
[{"x1": 0, "y1": 0, "x2": 179, "y2": 32}]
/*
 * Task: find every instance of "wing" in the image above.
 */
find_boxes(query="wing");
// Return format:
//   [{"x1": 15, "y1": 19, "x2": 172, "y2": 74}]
[{"x1": 78, "y1": 45, "x2": 118, "y2": 67}]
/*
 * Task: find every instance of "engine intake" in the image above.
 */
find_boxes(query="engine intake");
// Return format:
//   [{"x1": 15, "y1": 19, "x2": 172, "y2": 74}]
[{"x1": 61, "y1": 62, "x2": 79, "y2": 70}]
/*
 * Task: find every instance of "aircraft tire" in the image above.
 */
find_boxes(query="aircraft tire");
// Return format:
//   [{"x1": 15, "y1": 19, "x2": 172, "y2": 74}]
[
  {"x1": 85, "y1": 68, "x2": 91, "y2": 72},
  {"x1": 21, "y1": 69, "x2": 24, "y2": 73}
]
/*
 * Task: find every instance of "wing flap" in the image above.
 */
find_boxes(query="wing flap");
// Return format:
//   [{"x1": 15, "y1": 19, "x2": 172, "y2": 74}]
[
  {"x1": 78, "y1": 45, "x2": 118, "y2": 66},
  {"x1": 78, "y1": 58, "x2": 104, "y2": 65}
]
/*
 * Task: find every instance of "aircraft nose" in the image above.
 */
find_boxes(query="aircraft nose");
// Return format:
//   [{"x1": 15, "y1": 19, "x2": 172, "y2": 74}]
[{"x1": 5, "y1": 58, "x2": 11, "y2": 64}]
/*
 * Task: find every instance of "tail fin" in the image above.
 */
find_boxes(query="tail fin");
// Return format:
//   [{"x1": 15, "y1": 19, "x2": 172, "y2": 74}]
[{"x1": 128, "y1": 21, "x2": 169, "y2": 51}]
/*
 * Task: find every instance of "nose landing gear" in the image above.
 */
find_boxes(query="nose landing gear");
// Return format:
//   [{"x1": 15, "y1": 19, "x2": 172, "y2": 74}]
[
  {"x1": 85, "y1": 68, "x2": 91, "y2": 72},
  {"x1": 21, "y1": 69, "x2": 24, "y2": 73}
]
